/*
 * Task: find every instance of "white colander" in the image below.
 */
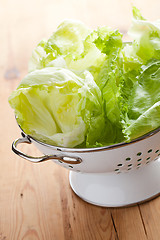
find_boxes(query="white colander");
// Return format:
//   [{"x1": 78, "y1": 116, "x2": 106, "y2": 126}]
[{"x1": 12, "y1": 127, "x2": 160, "y2": 207}]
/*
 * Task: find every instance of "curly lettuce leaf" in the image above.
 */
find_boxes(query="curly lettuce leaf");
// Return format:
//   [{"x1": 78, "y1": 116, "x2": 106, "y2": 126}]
[{"x1": 93, "y1": 28, "x2": 125, "y2": 143}]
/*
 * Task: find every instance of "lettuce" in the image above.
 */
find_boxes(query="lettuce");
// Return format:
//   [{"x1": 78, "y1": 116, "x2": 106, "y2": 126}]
[
  {"x1": 128, "y1": 7, "x2": 160, "y2": 62},
  {"x1": 123, "y1": 60, "x2": 160, "y2": 140},
  {"x1": 9, "y1": 68, "x2": 105, "y2": 147},
  {"x1": 121, "y1": 7, "x2": 160, "y2": 141},
  {"x1": 9, "y1": 7, "x2": 160, "y2": 148},
  {"x1": 28, "y1": 20, "x2": 91, "y2": 72}
]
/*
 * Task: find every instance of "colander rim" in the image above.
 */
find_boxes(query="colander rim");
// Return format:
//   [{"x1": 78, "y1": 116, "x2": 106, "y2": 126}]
[{"x1": 18, "y1": 122, "x2": 160, "y2": 153}]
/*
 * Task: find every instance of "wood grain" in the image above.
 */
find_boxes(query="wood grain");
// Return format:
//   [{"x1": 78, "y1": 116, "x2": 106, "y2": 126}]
[{"x1": 1, "y1": 0, "x2": 160, "y2": 239}]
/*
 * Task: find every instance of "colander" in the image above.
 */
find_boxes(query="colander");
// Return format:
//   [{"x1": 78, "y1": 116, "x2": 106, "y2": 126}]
[{"x1": 12, "y1": 127, "x2": 160, "y2": 207}]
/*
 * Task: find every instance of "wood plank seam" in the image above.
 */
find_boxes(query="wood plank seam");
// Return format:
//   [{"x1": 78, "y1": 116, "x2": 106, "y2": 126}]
[
  {"x1": 137, "y1": 204, "x2": 148, "y2": 239},
  {"x1": 110, "y1": 213, "x2": 119, "y2": 240}
]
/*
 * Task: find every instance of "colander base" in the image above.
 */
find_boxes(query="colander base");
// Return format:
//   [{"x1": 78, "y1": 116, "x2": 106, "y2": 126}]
[{"x1": 69, "y1": 159, "x2": 160, "y2": 207}]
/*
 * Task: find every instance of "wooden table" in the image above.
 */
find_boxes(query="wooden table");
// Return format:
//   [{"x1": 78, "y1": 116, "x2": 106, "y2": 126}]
[{"x1": 1, "y1": 0, "x2": 160, "y2": 239}]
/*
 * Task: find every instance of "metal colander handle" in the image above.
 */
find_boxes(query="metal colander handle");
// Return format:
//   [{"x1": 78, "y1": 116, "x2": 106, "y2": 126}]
[{"x1": 12, "y1": 136, "x2": 82, "y2": 164}]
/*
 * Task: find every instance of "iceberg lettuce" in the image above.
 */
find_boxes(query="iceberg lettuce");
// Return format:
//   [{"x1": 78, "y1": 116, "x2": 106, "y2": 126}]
[{"x1": 9, "y1": 68, "x2": 105, "y2": 147}]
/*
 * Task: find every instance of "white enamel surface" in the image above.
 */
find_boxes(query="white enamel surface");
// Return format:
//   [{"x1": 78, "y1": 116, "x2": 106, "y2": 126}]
[
  {"x1": 33, "y1": 130, "x2": 160, "y2": 173},
  {"x1": 31, "y1": 130, "x2": 160, "y2": 207},
  {"x1": 69, "y1": 159, "x2": 160, "y2": 207}
]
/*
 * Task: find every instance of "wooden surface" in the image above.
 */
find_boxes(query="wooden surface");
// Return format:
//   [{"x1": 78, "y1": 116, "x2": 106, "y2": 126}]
[{"x1": 1, "y1": 0, "x2": 160, "y2": 239}]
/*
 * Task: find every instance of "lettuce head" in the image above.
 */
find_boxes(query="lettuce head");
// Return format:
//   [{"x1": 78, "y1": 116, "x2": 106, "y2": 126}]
[{"x1": 9, "y1": 67, "x2": 105, "y2": 147}]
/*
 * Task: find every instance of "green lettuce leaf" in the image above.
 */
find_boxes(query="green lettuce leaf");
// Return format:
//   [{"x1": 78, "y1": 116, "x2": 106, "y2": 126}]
[
  {"x1": 122, "y1": 7, "x2": 160, "y2": 141},
  {"x1": 123, "y1": 60, "x2": 160, "y2": 140},
  {"x1": 93, "y1": 28, "x2": 125, "y2": 143}
]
